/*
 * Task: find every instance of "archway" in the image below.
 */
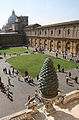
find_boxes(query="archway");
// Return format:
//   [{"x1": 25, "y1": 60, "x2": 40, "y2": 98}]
[
  {"x1": 35, "y1": 39, "x2": 37, "y2": 47},
  {"x1": 76, "y1": 43, "x2": 79, "y2": 55},
  {"x1": 66, "y1": 42, "x2": 70, "y2": 54},
  {"x1": 57, "y1": 40, "x2": 61, "y2": 53},
  {"x1": 44, "y1": 39, "x2": 48, "y2": 50},
  {"x1": 50, "y1": 40, "x2": 53, "y2": 51},
  {"x1": 39, "y1": 39, "x2": 42, "y2": 48}
]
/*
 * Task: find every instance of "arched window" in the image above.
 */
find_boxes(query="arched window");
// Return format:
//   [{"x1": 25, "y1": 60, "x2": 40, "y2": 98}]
[
  {"x1": 35, "y1": 31, "x2": 36, "y2": 35},
  {"x1": 68, "y1": 29, "x2": 70, "y2": 35},
  {"x1": 40, "y1": 31, "x2": 41, "y2": 35},
  {"x1": 45, "y1": 30, "x2": 47, "y2": 35}
]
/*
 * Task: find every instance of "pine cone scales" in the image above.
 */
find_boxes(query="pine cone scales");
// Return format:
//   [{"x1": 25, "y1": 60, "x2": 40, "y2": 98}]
[{"x1": 38, "y1": 58, "x2": 58, "y2": 99}]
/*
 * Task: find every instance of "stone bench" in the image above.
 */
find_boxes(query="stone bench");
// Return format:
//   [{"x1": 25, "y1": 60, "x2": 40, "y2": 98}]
[{"x1": 28, "y1": 101, "x2": 38, "y2": 114}]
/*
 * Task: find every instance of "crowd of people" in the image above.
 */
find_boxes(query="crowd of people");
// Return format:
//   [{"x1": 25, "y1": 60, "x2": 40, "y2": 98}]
[
  {"x1": 55, "y1": 51, "x2": 79, "y2": 63},
  {"x1": 56, "y1": 63, "x2": 79, "y2": 86},
  {"x1": 0, "y1": 62, "x2": 32, "y2": 102},
  {"x1": 24, "y1": 71, "x2": 34, "y2": 84},
  {"x1": 0, "y1": 65, "x2": 20, "y2": 101},
  {"x1": 65, "y1": 71, "x2": 79, "y2": 84},
  {"x1": 0, "y1": 76, "x2": 13, "y2": 100}
]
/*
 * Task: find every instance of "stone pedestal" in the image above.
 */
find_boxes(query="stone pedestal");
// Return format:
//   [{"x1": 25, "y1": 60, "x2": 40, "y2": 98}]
[
  {"x1": 44, "y1": 99, "x2": 56, "y2": 115},
  {"x1": 41, "y1": 96, "x2": 57, "y2": 116},
  {"x1": 28, "y1": 100, "x2": 38, "y2": 114},
  {"x1": 26, "y1": 109, "x2": 32, "y2": 120}
]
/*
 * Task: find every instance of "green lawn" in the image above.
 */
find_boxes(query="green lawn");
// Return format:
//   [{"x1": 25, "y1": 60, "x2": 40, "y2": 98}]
[
  {"x1": 7, "y1": 54, "x2": 78, "y2": 77},
  {"x1": 0, "y1": 47, "x2": 32, "y2": 55}
]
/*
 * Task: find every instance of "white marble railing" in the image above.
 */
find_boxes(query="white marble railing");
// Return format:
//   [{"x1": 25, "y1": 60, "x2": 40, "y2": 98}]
[
  {"x1": 0, "y1": 101, "x2": 38, "y2": 120},
  {"x1": 1, "y1": 90, "x2": 79, "y2": 120},
  {"x1": 63, "y1": 90, "x2": 79, "y2": 104},
  {"x1": 54, "y1": 90, "x2": 79, "y2": 105}
]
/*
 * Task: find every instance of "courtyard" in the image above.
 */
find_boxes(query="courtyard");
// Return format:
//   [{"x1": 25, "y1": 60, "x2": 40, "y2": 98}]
[{"x1": 0, "y1": 47, "x2": 79, "y2": 119}]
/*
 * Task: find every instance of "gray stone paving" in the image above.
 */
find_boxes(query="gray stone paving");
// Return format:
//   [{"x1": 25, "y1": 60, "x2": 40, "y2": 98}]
[
  {"x1": 0, "y1": 56, "x2": 38, "y2": 118},
  {"x1": 0, "y1": 52, "x2": 79, "y2": 119}
]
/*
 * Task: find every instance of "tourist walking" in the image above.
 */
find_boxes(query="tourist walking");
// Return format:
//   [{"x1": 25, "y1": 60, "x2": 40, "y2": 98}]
[
  {"x1": 18, "y1": 75, "x2": 21, "y2": 81},
  {"x1": 35, "y1": 90, "x2": 38, "y2": 97},
  {"x1": 37, "y1": 75, "x2": 39, "y2": 80},
  {"x1": 12, "y1": 67, "x2": 14, "y2": 75},
  {"x1": 57, "y1": 64, "x2": 61, "y2": 72},
  {"x1": 28, "y1": 95, "x2": 30, "y2": 101},
  {"x1": 69, "y1": 72, "x2": 71, "y2": 78},
  {"x1": 62, "y1": 67, "x2": 64, "y2": 73},
  {"x1": 8, "y1": 76, "x2": 11, "y2": 85},
  {"x1": 8, "y1": 69, "x2": 11, "y2": 76},
  {"x1": 65, "y1": 73, "x2": 69, "y2": 84},
  {"x1": 16, "y1": 70, "x2": 19, "y2": 75},
  {"x1": 6, "y1": 85, "x2": 10, "y2": 98},
  {"x1": 75, "y1": 76, "x2": 78, "y2": 83},
  {"x1": 35, "y1": 90, "x2": 41, "y2": 102}
]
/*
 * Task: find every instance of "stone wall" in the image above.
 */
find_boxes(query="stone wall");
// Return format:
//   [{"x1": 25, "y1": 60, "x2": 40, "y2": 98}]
[
  {"x1": 0, "y1": 33, "x2": 24, "y2": 47},
  {"x1": 24, "y1": 21, "x2": 79, "y2": 55}
]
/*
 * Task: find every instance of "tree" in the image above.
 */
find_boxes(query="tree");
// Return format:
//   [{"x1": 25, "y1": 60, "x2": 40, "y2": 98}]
[{"x1": 38, "y1": 58, "x2": 58, "y2": 99}]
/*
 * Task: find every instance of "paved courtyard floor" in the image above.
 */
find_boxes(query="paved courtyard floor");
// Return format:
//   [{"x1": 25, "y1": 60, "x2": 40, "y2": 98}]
[{"x1": 0, "y1": 54, "x2": 79, "y2": 119}]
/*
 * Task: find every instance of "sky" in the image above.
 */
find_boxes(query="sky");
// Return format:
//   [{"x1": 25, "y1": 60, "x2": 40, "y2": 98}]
[{"x1": 0, "y1": 0, "x2": 79, "y2": 29}]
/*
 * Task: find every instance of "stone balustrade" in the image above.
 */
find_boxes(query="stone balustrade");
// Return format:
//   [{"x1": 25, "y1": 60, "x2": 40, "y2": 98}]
[
  {"x1": 0, "y1": 101, "x2": 38, "y2": 120},
  {"x1": 63, "y1": 90, "x2": 79, "y2": 104},
  {"x1": 1, "y1": 90, "x2": 79, "y2": 119},
  {"x1": 54, "y1": 90, "x2": 79, "y2": 105},
  {"x1": 10, "y1": 109, "x2": 32, "y2": 120}
]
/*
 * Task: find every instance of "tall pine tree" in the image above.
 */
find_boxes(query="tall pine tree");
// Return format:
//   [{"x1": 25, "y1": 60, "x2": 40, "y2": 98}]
[{"x1": 38, "y1": 58, "x2": 58, "y2": 99}]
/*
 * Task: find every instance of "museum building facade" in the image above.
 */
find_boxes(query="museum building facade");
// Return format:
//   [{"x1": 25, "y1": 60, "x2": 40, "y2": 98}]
[{"x1": 24, "y1": 21, "x2": 79, "y2": 56}]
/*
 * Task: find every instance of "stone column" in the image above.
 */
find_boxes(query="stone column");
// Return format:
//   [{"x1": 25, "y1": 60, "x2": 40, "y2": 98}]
[
  {"x1": 70, "y1": 41, "x2": 73, "y2": 54},
  {"x1": 63, "y1": 40, "x2": 66, "y2": 52},
  {"x1": 49, "y1": 39, "x2": 51, "y2": 51},
  {"x1": 53, "y1": 39, "x2": 55, "y2": 51},
  {"x1": 54, "y1": 40, "x2": 58, "y2": 52},
  {"x1": 73, "y1": 42, "x2": 77, "y2": 56},
  {"x1": 37, "y1": 38, "x2": 40, "y2": 47},
  {"x1": 42, "y1": 39, "x2": 44, "y2": 49},
  {"x1": 47, "y1": 39, "x2": 49, "y2": 50},
  {"x1": 60, "y1": 40, "x2": 63, "y2": 53}
]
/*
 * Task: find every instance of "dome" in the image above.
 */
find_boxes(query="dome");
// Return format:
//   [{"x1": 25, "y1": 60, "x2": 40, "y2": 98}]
[{"x1": 8, "y1": 10, "x2": 17, "y2": 25}]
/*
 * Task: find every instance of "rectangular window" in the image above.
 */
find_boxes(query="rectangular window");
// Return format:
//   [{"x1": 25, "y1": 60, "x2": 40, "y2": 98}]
[
  {"x1": 68, "y1": 29, "x2": 70, "y2": 35},
  {"x1": 51, "y1": 30, "x2": 53, "y2": 35},
  {"x1": 59, "y1": 29, "x2": 61, "y2": 34},
  {"x1": 45, "y1": 31, "x2": 47, "y2": 35},
  {"x1": 40, "y1": 31, "x2": 41, "y2": 35}
]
